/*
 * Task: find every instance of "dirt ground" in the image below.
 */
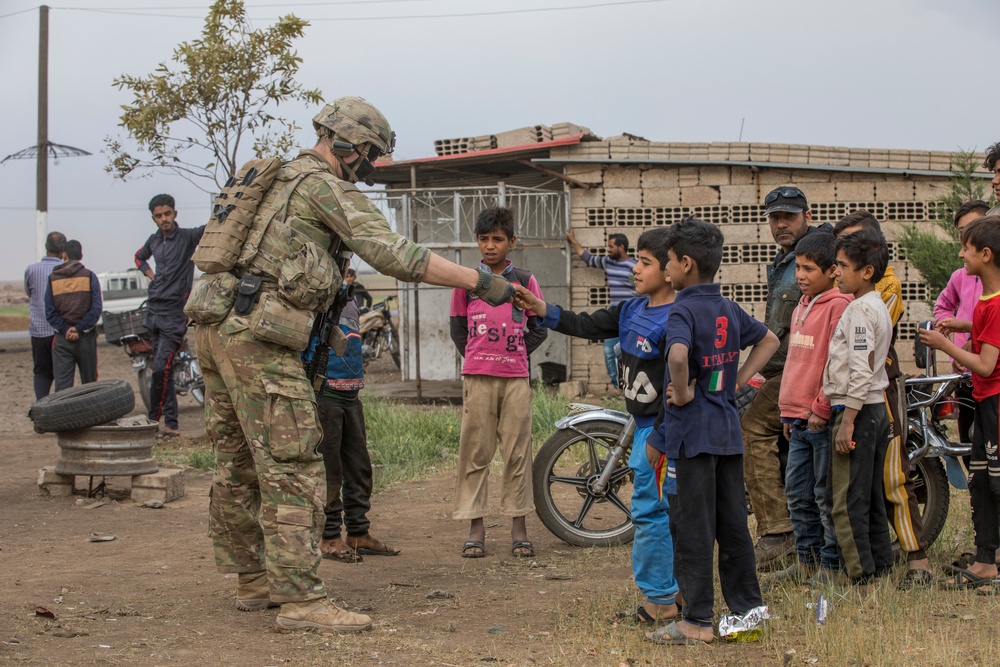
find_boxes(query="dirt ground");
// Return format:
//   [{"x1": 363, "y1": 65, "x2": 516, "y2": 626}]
[{"x1": 1, "y1": 338, "x2": 705, "y2": 667}]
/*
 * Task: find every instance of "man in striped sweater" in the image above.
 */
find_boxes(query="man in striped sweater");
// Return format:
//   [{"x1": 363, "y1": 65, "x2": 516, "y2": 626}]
[{"x1": 567, "y1": 230, "x2": 636, "y2": 389}]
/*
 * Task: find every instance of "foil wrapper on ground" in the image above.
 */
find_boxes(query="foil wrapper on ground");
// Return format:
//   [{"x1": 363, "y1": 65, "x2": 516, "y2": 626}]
[{"x1": 719, "y1": 605, "x2": 769, "y2": 642}]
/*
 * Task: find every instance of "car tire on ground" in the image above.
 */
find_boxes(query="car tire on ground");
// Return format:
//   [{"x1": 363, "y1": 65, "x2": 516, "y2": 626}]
[{"x1": 28, "y1": 379, "x2": 136, "y2": 433}]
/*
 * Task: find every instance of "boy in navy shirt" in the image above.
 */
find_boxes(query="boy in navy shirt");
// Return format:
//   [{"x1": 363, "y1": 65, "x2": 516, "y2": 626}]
[
  {"x1": 646, "y1": 219, "x2": 778, "y2": 645},
  {"x1": 515, "y1": 227, "x2": 679, "y2": 625}
]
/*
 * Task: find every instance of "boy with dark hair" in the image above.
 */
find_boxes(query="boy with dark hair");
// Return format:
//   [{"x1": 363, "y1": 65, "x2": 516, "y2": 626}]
[
  {"x1": 514, "y1": 227, "x2": 680, "y2": 625},
  {"x1": 921, "y1": 215, "x2": 1000, "y2": 590},
  {"x1": 645, "y1": 218, "x2": 779, "y2": 645},
  {"x1": 985, "y1": 142, "x2": 1000, "y2": 215},
  {"x1": 824, "y1": 228, "x2": 893, "y2": 586},
  {"x1": 834, "y1": 211, "x2": 930, "y2": 587},
  {"x1": 450, "y1": 207, "x2": 547, "y2": 558},
  {"x1": 771, "y1": 232, "x2": 850, "y2": 585},
  {"x1": 45, "y1": 239, "x2": 103, "y2": 391}
]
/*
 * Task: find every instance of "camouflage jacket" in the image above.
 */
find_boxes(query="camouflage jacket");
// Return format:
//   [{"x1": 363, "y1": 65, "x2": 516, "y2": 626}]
[{"x1": 281, "y1": 150, "x2": 430, "y2": 282}]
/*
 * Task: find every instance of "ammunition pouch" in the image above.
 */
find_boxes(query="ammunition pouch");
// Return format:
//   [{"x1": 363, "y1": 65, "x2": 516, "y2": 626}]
[
  {"x1": 183, "y1": 272, "x2": 239, "y2": 325},
  {"x1": 278, "y1": 234, "x2": 339, "y2": 312},
  {"x1": 248, "y1": 292, "x2": 315, "y2": 352}
]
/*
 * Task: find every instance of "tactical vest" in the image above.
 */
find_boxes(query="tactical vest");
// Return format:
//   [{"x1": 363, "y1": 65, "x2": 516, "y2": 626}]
[{"x1": 185, "y1": 157, "x2": 350, "y2": 352}]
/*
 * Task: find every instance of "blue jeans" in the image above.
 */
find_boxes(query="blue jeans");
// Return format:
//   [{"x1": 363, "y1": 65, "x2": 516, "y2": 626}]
[
  {"x1": 628, "y1": 426, "x2": 678, "y2": 605},
  {"x1": 603, "y1": 338, "x2": 619, "y2": 387},
  {"x1": 784, "y1": 424, "x2": 839, "y2": 570}
]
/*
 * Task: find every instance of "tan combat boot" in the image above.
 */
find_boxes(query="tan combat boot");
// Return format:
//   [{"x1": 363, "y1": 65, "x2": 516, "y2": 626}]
[
  {"x1": 235, "y1": 571, "x2": 279, "y2": 612},
  {"x1": 276, "y1": 598, "x2": 372, "y2": 633}
]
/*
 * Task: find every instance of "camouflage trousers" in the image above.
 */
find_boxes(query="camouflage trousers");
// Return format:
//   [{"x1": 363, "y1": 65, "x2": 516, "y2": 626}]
[{"x1": 196, "y1": 318, "x2": 327, "y2": 604}]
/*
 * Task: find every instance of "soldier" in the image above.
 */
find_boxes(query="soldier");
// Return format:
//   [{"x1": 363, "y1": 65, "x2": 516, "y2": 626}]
[{"x1": 193, "y1": 97, "x2": 514, "y2": 634}]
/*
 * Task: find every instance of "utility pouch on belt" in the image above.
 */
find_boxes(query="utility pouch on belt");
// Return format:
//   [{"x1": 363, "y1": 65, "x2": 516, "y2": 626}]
[
  {"x1": 184, "y1": 271, "x2": 239, "y2": 325},
  {"x1": 248, "y1": 292, "x2": 314, "y2": 351},
  {"x1": 234, "y1": 275, "x2": 264, "y2": 316}
]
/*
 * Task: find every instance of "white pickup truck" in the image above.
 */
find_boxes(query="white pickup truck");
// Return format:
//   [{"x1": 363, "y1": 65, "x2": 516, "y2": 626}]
[{"x1": 97, "y1": 269, "x2": 150, "y2": 323}]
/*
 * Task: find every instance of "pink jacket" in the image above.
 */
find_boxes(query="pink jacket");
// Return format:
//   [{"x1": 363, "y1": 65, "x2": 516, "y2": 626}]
[
  {"x1": 779, "y1": 288, "x2": 853, "y2": 421},
  {"x1": 934, "y1": 268, "x2": 982, "y2": 350}
]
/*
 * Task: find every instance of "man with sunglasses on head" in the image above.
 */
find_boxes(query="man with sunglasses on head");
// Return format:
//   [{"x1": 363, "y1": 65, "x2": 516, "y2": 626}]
[
  {"x1": 192, "y1": 96, "x2": 515, "y2": 635},
  {"x1": 742, "y1": 186, "x2": 828, "y2": 571}
]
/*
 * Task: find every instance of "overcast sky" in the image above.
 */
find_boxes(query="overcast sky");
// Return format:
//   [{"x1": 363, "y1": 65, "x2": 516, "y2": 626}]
[{"x1": 1, "y1": 0, "x2": 998, "y2": 281}]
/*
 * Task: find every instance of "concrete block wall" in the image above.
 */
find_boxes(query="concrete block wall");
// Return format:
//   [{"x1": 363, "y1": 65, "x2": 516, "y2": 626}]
[{"x1": 562, "y1": 145, "x2": 960, "y2": 393}]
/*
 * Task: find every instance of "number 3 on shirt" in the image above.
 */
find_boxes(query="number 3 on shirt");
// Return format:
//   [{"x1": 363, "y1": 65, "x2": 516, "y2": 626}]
[{"x1": 715, "y1": 316, "x2": 728, "y2": 349}]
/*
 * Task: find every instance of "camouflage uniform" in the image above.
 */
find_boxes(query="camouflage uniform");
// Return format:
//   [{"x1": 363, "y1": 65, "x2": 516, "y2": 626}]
[{"x1": 199, "y1": 149, "x2": 430, "y2": 603}]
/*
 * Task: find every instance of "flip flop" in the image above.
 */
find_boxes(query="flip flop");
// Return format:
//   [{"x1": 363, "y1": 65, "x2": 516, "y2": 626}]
[
  {"x1": 350, "y1": 539, "x2": 401, "y2": 556},
  {"x1": 975, "y1": 578, "x2": 1000, "y2": 596},
  {"x1": 898, "y1": 568, "x2": 934, "y2": 590},
  {"x1": 613, "y1": 604, "x2": 657, "y2": 625},
  {"x1": 943, "y1": 551, "x2": 976, "y2": 575},
  {"x1": 461, "y1": 540, "x2": 486, "y2": 558},
  {"x1": 511, "y1": 540, "x2": 535, "y2": 558},
  {"x1": 645, "y1": 620, "x2": 713, "y2": 646},
  {"x1": 941, "y1": 568, "x2": 991, "y2": 590},
  {"x1": 322, "y1": 548, "x2": 362, "y2": 564}
]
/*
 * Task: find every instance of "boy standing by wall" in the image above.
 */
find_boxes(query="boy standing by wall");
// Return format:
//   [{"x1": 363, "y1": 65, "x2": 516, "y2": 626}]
[
  {"x1": 824, "y1": 229, "x2": 893, "y2": 586},
  {"x1": 920, "y1": 215, "x2": 1000, "y2": 590},
  {"x1": 645, "y1": 219, "x2": 778, "y2": 645},
  {"x1": 773, "y1": 232, "x2": 850, "y2": 584},
  {"x1": 514, "y1": 227, "x2": 680, "y2": 625},
  {"x1": 450, "y1": 207, "x2": 547, "y2": 558}
]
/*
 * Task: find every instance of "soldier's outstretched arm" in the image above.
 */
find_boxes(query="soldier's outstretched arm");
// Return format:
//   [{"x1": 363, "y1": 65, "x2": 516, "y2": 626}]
[{"x1": 422, "y1": 254, "x2": 514, "y2": 307}]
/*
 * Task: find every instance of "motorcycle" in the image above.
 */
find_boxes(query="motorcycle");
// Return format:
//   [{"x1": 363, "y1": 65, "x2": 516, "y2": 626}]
[
  {"x1": 358, "y1": 294, "x2": 400, "y2": 369},
  {"x1": 532, "y1": 323, "x2": 971, "y2": 549},
  {"x1": 105, "y1": 304, "x2": 205, "y2": 412}
]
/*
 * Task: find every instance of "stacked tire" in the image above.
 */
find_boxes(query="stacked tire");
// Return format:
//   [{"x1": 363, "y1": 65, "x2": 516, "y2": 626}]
[{"x1": 28, "y1": 380, "x2": 136, "y2": 433}]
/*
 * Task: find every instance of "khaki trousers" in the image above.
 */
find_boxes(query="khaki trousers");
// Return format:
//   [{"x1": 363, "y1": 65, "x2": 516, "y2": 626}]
[
  {"x1": 453, "y1": 375, "x2": 534, "y2": 520},
  {"x1": 741, "y1": 373, "x2": 793, "y2": 537}
]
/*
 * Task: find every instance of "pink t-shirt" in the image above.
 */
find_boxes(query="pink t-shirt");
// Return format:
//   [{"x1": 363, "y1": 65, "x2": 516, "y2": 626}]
[{"x1": 450, "y1": 264, "x2": 543, "y2": 377}]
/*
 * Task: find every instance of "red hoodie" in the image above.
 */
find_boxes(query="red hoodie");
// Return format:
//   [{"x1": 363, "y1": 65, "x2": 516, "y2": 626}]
[{"x1": 778, "y1": 288, "x2": 853, "y2": 421}]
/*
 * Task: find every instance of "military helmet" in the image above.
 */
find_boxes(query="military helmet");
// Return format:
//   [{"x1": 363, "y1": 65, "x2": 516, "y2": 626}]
[{"x1": 312, "y1": 96, "x2": 395, "y2": 158}]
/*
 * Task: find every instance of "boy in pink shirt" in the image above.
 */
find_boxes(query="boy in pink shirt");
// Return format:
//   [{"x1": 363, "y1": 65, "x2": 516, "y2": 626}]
[
  {"x1": 774, "y1": 232, "x2": 852, "y2": 584},
  {"x1": 449, "y1": 207, "x2": 547, "y2": 558}
]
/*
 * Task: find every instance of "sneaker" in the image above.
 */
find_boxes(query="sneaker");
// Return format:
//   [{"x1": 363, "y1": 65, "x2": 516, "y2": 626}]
[
  {"x1": 235, "y1": 571, "x2": 279, "y2": 612},
  {"x1": 276, "y1": 598, "x2": 372, "y2": 633},
  {"x1": 754, "y1": 533, "x2": 795, "y2": 571}
]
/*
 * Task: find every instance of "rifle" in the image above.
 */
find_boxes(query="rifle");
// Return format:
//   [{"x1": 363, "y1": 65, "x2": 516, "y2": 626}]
[{"x1": 304, "y1": 242, "x2": 355, "y2": 397}]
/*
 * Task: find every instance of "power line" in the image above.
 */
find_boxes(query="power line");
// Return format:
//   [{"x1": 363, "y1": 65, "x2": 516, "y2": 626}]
[
  {"x1": 0, "y1": 6, "x2": 38, "y2": 20},
  {"x1": 71, "y1": 0, "x2": 439, "y2": 8},
  {"x1": 51, "y1": 0, "x2": 669, "y2": 21}
]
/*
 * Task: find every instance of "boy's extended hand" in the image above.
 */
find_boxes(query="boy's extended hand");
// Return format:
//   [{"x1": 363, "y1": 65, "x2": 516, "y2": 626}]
[
  {"x1": 512, "y1": 285, "x2": 545, "y2": 317},
  {"x1": 666, "y1": 379, "x2": 696, "y2": 407},
  {"x1": 936, "y1": 317, "x2": 972, "y2": 337},
  {"x1": 918, "y1": 325, "x2": 948, "y2": 350}
]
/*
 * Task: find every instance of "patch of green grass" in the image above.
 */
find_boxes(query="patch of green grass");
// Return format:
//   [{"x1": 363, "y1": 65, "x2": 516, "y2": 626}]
[
  {"x1": 187, "y1": 450, "x2": 215, "y2": 470},
  {"x1": 0, "y1": 304, "x2": 29, "y2": 317},
  {"x1": 153, "y1": 443, "x2": 215, "y2": 471}
]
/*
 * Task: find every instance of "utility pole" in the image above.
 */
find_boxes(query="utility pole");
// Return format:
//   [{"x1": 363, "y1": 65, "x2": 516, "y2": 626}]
[
  {"x1": 1, "y1": 5, "x2": 90, "y2": 260},
  {"x1": 37, "y1": 4, "x2": 49, "y2": 261}
]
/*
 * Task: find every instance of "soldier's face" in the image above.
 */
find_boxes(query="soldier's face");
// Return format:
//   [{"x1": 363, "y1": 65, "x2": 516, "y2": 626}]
[{"x1": 151, "y1": 205, "x2": 177, "y2": 233}]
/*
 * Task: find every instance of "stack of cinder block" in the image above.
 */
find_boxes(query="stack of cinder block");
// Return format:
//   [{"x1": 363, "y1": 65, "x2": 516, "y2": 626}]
[
  {"x1": 433, "y1": 134, "x2": 497, "y2": 156},
  {"x1": 433, "y1": 123, "x2": 597, "y2": 156}
]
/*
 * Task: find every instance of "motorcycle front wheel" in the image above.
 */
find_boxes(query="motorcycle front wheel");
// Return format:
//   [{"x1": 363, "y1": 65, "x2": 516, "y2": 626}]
[
  {"x1": 905, "y1": 433, "x2": 951, "y2": 551},
  {"x1": 138, "y1": 366, "x2": 153, "y2": 413},
  {"x1": 387, "y1": 322, "x2": 401, "y2": 369},
  {"x1": 532, "y1": 420, "x2": 635, "y2": 547}
]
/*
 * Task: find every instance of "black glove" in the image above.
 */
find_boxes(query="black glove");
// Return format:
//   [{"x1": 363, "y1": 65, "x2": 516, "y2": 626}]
[
  {"x1": 471, "y1": 268, "x2": 515, "y2": 307},
  {"x1": 735, "y1": 384, "x2": 758, "y2": 417}
]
